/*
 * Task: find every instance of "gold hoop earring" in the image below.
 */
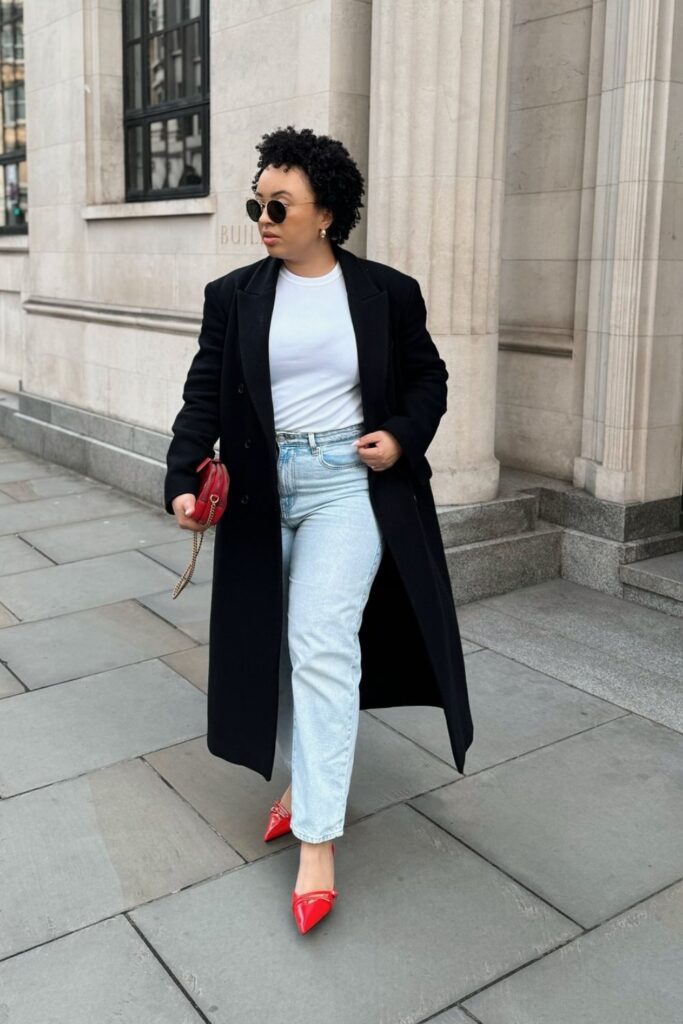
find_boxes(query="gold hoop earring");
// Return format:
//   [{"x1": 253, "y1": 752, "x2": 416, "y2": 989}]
[{"x1": 320, "y1": 227, "x2": 327, "y2": 238}]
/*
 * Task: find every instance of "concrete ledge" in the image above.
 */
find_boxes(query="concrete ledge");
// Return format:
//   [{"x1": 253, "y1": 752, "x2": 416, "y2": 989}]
[
  {"x1": 621, "y1": 554, "x2": 683, "y2": 603},
  {"x1": 16, "y1": 391, "x2": 171, "y2": 463},
  {"x1": 536, "y1": 485, "x2": 680, "y2": 541},
  {"x1": 437, "y1": 493, "x2": 537, "y2": 546},
  {"x1": 11, "y1": 413, "x2": 165, "y2": 509},
  {"x1": 446, "y1": 522, "x2": 563, "y2": 605},
  {"x1": 622, "y1": 584, "x2": 683, "y2": 618}
]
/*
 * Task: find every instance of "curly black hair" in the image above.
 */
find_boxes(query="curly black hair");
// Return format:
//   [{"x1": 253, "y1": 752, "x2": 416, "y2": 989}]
[{"x1": 250, "y1": 125, "x2": 365, "y2": 246}]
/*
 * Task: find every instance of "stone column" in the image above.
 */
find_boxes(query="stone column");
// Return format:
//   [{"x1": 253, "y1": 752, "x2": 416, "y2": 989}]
[
  {"x1": 366, "y1": 0, "x2": 513, "y2": 504},
  {"x1": 574, "y1": 0, "x2": 683, "y2": 503}
]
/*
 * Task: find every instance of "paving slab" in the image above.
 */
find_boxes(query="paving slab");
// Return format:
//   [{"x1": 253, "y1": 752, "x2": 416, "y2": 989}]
[
  {"x1": 0, "y1": 459, "x2": 63, "y2": 482},
  {"x1": 459, "y1": 637, "x2": 483, "y2": 654},
  {"x1": 145, "y1": 711, "x2": 459, "y2": 861},
  {"x1": 457, "y1": 601, "x2": 683, "y2": 733},
  {"x1": 0, "y1": 535, "x2": 54, "y2": 575},
  {"x1": 0, "y1": 600, "x2": 197, "y2": 689},
  {"x1": 0, "y1": 601, "x2": 19, "y2": 626},
  {"x1": 411, "y1": 714, "x2": 683, "y2": 928},
  {"x1": 371, "y1": 648, "x2": 627, "y2": 772},
  {"x1": 162, "y1": 644, "x2": 210, "y2": 692},
  {"x1": 622, "y1": 551, "x2": 683, "y2": 600},
  {"x1": 144, "y1": 535, "x2": 216, "y2": 584},
  {"x1": 462, "y1": 879, "x2": 683, "y2": 1024},
  {"x1": 0, "y1": 915, "x2": 204, "y2": 1024},
  {"x1": 0, "y1": 473, "x2": 108, "y2": 501},
  {"x1": 0, "y1": 489, "x2": 150, "y2": 536},
  {"x1": 130, "y1": 802, "x2": 580, "y2": 1024},
  {"x1": 0, "y1": 659, "x2": 207, "y2": 795},
  {"x1": 19, "y1": 511, "x2": 183, "y2": 562},
  {"x1": 0, "y1": 447, "x2": 35, "y2": 462},
  {"x1": 0, "y1": 487, "x2": 15, "y2": 503},
  {"x1": 0, "y1": 758, "x2": 241, "y2": 961},
  {"x1": 138, "y1": 581, "x2": 212, "y2": 643},
  {"x1": 0, "y1": 661, "x2": 23, "y2": 698},
  {"x1": 475, "y1": 578, "x2": 683, "y2": 686},
  {"x1": 0, "y1": 550, "x2": 178, "y2": 620}
]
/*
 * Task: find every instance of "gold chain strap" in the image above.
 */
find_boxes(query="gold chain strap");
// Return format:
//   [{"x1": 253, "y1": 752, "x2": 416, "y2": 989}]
[{"x1": 171, "y1": 494, "x2": 220, "y2": 599}]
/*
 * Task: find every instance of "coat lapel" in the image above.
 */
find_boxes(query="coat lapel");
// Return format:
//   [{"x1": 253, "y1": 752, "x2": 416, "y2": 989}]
[{"x1": 235, "y1": 241, "x2": 390, "y2": 456}]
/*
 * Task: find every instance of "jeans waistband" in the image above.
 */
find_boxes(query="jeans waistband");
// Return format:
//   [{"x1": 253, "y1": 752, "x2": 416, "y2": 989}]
[{"x1": 275, "y1": 422, "x2": 365, "y2": 448}]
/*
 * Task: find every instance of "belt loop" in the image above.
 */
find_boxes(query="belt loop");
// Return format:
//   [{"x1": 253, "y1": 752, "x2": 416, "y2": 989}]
[{"x1": 307, "y1": 431, "x2": 316, "y2": 452}]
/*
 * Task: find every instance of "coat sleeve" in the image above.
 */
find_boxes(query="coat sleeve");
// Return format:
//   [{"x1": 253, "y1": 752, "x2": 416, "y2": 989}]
[
  {"x1": 164, "y1": 280, "x2": 226, "y2": 515},
  {"x1": 377, "y1": 276, "x2": 448, "y2": 484}
]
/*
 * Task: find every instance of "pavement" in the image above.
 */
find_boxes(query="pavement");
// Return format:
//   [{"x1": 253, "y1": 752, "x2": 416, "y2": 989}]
[{"x1": 0, "y1": 431, "x2": 682, "y2": 1024}]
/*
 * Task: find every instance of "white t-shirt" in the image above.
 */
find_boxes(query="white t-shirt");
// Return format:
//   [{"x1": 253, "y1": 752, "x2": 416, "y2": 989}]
[{"x1": 268, "y1": 260, "x2": 364, "y2": 431}]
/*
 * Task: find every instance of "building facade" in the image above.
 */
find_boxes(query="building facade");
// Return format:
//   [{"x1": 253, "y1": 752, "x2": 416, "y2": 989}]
[{"x1": 1, "y1": 0, "x2": 682, "y2": 609}]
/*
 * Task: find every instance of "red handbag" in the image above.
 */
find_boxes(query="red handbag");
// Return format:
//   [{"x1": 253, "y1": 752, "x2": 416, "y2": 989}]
[{"x1": 172, "y1": 454, "x2": 229, "y2": 599}]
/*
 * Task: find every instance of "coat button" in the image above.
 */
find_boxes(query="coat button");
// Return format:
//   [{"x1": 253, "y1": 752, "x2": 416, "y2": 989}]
[
  {"x1": 240, "y1": 494, "x2": 249, "y2": 503},
  {"x1": 237, "y1": 382, "x2": 245, "y2": 393},
  {"x1": 244, "y1": 438, "x2": 252, "y2": 448}
]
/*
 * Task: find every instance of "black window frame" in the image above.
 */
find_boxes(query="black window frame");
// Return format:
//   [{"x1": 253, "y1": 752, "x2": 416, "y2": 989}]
[
  {"x1": 122, "y1": 0, "x2": 210, "y2": 202},
  {"x1": 0, "y1": 0, "x2": 28, "y2": 235}
]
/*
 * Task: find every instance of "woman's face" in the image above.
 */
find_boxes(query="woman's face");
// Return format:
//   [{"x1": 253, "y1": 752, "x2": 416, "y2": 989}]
[{"x1": 253, "y1": 164, "x2": 332, "y2": 259}]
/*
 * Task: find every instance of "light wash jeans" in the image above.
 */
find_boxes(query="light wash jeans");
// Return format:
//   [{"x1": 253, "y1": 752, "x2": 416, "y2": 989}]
[{"x1": 274, "y1": 421, "x2": 385, "y2": 843}]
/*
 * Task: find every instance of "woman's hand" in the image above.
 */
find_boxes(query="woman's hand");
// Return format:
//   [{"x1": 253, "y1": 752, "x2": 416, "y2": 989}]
[
  {"x1": 352, "y1": 430, "x2": 403, "y2": 472},
  {"x1": 171, "y1": 493, "x2": 212, "y2": 532}
]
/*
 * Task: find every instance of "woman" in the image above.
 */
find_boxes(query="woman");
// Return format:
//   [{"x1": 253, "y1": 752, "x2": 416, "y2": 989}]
[{"x1": 165, "y1": 126, "x2": 474, "y2": 935}]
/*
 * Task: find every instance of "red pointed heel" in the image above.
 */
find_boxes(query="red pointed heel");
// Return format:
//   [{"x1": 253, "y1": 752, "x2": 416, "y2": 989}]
[
  {"x1": 263, "y1": 799, "x2": 292, "y2": 842},
  {"x1": 290, "y1": 842, "x2": 337, "y2": 934}
]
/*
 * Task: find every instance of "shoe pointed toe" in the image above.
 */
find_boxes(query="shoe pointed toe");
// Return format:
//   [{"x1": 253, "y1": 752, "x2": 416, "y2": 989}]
[
  {"x1": 290, "y1": 889, "x2": 338, "y2": 934},
  {"x1": 263, "y1": 800, "x2": 292, "y2": 842}
]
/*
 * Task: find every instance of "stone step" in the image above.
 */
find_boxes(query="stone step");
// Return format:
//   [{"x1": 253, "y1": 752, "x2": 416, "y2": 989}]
[
  {"x1": 446, "y1": 519, "x2": 562, "y2": 605},
  {"x1": 620, "y1": 551, "x2": 683, "y2": 618},
  {"x1": 436, "y1": 492, "x2": 538, "y2": 546}
]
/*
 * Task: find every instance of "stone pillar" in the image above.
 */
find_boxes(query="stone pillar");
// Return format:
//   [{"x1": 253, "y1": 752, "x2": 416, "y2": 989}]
[
  {"x1": 574, "y1": 0, "x2": 683, "y2": 503},
  {"x1": 366, "y1": 0, "x2": 513, "y2": 504}
]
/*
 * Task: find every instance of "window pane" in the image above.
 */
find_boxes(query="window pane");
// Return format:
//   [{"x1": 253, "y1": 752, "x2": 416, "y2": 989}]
[
  {"x1": 184, "y1": 21, "x2": 201, "y2": 98},
  {"x1": 126, "y1": 125, "x2": 144, "y2": 192},
  {"x1": 125, "y1": 0, "x2": 141, "y2": 38},
  {"x1": 125, "y1": 0, "x2": 142, "y2": 39},
  {"x1": 2, "y1": 21, "x2": 14, "y2": 62},
  {"x1": 149, "y1": 119, "x2": 168, "y2": 189},
  {"x1": 187, "y1": 0, "x2": 201, "y2": 18},
  {"x1": 3, "y1": 162, "x2": 27, "y2": 228},
  {"x1": 181, "y1": 113, "x2": 203, "y2": 184},
  {"x1": 149, "y1": 113, "x2": 203, "y2": 190},
  {"x1": 166, "y1": 0, "x2": 182, "y2": 27},
  {"x1": 126, "y1": 41, "x2": 142, "y2": 109},
  {"x1": 148, "y1": 32, "x2": 165, "y2": 105},
  {"x1": 15, "y1": 80, "x2": 25, "y2": 120},
  {"x1": 165, "y1": 117, "x2": 184, "y2": 187},
  {"x1": 149, "y1": 0, "x2": 163, "y2": 33},
  {"x1": 168, "y1": 26, "x2": 183, "y2": 100},
  {"x1": 3, "y1": 87, "x2": 23, "y2": 131}
]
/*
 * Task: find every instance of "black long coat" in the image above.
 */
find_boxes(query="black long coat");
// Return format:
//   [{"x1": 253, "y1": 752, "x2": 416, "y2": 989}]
[{"x1": 164, "y1": 239, "x2": 474, "y2": 779}]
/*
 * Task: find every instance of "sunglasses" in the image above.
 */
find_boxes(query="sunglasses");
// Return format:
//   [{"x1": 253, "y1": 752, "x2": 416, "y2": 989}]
[{"x1": 245, "y1": 197, "x2": 316, "y2": 224}]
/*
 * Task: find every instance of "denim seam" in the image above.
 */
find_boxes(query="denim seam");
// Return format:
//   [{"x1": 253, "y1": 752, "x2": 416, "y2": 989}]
[
  {"x1": 317, "y1": 450, "x2": 366, "y2": 470},
  {"x1": 330, "y1": 529, "x2": 385, "y2": 832}
]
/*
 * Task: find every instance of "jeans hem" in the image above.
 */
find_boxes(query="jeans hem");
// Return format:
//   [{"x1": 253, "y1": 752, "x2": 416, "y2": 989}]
[{"x1": 291, "y1": 825, "x2": 344, "y2": 843}]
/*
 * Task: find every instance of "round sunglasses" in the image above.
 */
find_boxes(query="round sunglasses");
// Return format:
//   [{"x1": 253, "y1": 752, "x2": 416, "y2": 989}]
[{"x1": 245, "y1": 197, "x2": 316, "y2": 224}]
